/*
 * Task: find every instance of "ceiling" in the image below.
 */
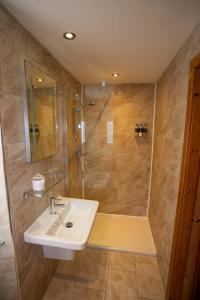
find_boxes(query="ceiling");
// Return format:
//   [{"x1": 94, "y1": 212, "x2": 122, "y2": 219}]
[{"x1": 2, "y1": 0, "x2": 200, "y2": 84}]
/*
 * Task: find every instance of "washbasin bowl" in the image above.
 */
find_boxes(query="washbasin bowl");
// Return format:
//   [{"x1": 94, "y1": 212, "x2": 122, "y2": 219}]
[{"x1": 24, "y1": 197, "x2": 99, "y2": 260}]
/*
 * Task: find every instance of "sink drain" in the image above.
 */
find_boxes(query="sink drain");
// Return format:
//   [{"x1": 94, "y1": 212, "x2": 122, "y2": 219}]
[{"x1": 65, "y1": 222, "x2": 73, "y2": 228}]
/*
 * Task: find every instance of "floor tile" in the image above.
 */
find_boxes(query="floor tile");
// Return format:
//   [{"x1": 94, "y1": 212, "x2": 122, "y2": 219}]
[
  {"x1": 67, "y1": 273, "x2": 106, "y2": 291},
  {"x1": 43, "y1": 276, "x2": 73, "y2": 300},
  {"x1": 137, "y1": 297, "x2": 154, "y2": 300},
  {"x1": 56, "y1": 248, "x2": 109, "y2": 281},
  {"x1": 109, "y1": 251, "x2": 135, "y2": 272},
  {"x1": 43, "y1": 250, "x2": 165, "y2": 300},
  {"x1": 107, "y1": 268, "x2": 137, "y2": 291},
  {"x1": 135, "y1": 256, "x2": 165, "y2": 300},
  {"x1": 44, "y1": 271, "x2": 106, "y2": 300},
  {"x1": 106, "y1": 285, "x2": 138, "y2": 300},
  {"x1": 68, "y1": 286, "x2": 105, "y2": 300}
]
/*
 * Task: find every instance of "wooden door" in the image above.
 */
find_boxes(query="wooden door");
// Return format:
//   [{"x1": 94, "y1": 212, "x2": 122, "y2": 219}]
[{"x1": 167, "y1": 55, "x2": 200, "y2": 299}]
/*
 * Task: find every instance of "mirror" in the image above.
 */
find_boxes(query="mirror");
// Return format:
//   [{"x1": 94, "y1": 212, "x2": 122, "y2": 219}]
[{"x1": 23, "y1": 61, "x2": 57, "y2": 162}]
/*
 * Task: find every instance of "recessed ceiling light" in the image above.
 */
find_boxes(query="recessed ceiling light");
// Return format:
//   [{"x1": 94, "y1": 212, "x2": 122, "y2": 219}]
[
  {"x1": 63, "y1": 32, "x2": 76, "y2": 40},
  {"x1": 112, "y1": 73, "x2": 119, "y2": 77},
  {"x1": 36, "y1": 78, "x2": 44, "y2": 82}
]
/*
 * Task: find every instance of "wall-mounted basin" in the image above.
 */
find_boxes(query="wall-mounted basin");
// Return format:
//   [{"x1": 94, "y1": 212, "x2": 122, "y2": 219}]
[{"x1": 24, "y1": 197, "x2": 99, "y2": 260}]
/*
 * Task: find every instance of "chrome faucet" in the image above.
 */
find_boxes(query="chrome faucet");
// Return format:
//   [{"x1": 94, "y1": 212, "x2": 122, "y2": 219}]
[{"x1": 49, "y1": 197, "x2": 64, "y2": 214}]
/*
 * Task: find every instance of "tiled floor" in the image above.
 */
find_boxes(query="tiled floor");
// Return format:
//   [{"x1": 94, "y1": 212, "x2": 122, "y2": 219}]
[
  {"x1": 88, "y1": 213, "x2": 156, "y2": 255},
  {"x1": 43, "y1": 248, "x2": 165, "y2": 300}
]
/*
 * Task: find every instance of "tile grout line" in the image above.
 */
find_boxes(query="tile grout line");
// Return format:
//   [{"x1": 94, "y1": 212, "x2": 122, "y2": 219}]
[
  {"x1": 103, "y1": 250, "x2": 111, "y2": 300},
  {"x1": 134, "y1": 255, "x2": 140, "y2": 299}
]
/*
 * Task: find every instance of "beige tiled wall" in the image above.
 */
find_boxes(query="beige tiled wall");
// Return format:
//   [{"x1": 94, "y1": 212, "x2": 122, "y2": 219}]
[
  {"x1": 83, "y1": 84, "x2": 155, "y2": 216},
  {"x1": 0, "y1": 4, "x2": 81, "y2": 300},
  {"x1": 149, "y1": 22, "x2": 200, "y2": 288}
]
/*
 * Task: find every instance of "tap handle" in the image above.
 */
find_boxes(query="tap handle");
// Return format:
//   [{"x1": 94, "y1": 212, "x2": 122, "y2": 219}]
[{"x1": 50, "y1": 196, "x2": 56, "y2": 204}]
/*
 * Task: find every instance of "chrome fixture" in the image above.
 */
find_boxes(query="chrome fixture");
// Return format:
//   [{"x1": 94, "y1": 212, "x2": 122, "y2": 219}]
[
  {"x1": 50, "y1": 197, "x2": 64, "y2": 214},
  {"x1": 73, "y1": 94, "x2": 81, "y2": 143},
  {"x1": 63, "y1": 32, "x2": 76, "y2": 40}
]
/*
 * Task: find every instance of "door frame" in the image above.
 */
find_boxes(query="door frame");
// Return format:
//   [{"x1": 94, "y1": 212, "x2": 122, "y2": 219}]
[{"x1": 166, "y1": 52, "x2": 200, "y2": 299}]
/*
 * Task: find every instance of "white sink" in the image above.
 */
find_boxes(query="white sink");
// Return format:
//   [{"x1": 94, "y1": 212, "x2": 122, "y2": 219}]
[{"x1": 24, "y1": 197, "x2": 99, "y2": 260}]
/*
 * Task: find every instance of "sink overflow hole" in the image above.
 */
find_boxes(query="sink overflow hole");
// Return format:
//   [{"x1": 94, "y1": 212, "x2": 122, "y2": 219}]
[{"x1": 65, "y1": 222, "x2": 73, "y2": 228}]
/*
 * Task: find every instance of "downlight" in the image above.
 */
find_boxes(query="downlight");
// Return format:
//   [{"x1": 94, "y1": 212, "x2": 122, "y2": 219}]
[{"x1": 63, "y1": 32, "x2": 76, "y2": 40}]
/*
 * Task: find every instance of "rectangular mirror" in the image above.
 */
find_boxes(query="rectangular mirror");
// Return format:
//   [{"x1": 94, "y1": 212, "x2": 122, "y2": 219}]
[{"x1": 23, "y1": 61, "x2": 57, "y2": 162}]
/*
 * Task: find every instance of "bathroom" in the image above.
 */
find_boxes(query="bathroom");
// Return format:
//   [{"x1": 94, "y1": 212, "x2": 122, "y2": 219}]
[{"x1": 0, "y1": 1, "x2": 200, "y2": 299}]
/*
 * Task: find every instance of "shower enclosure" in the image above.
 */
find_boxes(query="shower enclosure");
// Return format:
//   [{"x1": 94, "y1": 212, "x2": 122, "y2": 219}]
[
  {"x1": 82, "y1": 84, "x2": 154, "y2": 216},
  {"x1": 79, "y1": 83, "x2": 156, "y2": 253}
]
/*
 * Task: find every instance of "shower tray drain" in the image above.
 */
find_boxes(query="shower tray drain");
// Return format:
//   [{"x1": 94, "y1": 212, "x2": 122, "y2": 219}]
[{"x1": 65, "y1": 222, "x2": 73, "y2": 228}]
